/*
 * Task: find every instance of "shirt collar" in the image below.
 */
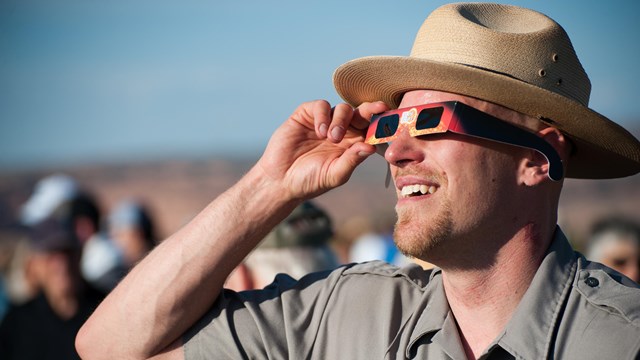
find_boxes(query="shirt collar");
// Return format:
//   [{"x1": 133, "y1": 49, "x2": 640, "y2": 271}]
[
  {"x1": 407, "y1": 267, "x2": 467, "y2": 359},
  {"x1": 414, "y1": 267, "x2": 447, "y2": 334},
  {"x1": 491, "y1": 227, "x2": 578, "y2": 359}
]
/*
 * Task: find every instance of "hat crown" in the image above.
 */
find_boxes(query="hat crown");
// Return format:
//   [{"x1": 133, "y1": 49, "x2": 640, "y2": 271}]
[
  {"x1": 332, "y1": 2, "x2": 640, "y2": 178},
  {"x1": 412, "y1": 3, "x2": 591, "y2": 106}
]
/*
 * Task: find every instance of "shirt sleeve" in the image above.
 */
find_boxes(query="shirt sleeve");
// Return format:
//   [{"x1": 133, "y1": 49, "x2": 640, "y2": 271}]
[{"x1": 182, "y1": 266, "x2": 346, "y2": 360}]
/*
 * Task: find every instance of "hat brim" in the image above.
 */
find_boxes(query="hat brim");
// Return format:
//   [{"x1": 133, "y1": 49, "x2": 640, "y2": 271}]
[{"x1": 334, "y1": 56, "x2": 640, "y2": 179}]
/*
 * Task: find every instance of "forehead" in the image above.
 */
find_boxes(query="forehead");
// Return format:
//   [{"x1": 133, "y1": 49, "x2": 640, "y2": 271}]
[{"x1": 602, "y1": 241, "x2": 640, "y2": 260}]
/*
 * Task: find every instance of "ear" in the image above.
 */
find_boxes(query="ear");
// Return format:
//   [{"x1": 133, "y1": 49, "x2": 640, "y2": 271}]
[{"x1": 518, "y1": 127, "x2": 570, "y2": 186}]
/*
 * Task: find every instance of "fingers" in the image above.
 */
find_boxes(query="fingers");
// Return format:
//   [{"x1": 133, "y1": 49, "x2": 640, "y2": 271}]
[
  {"x1": 311, "y1": 102, "x2": 352, "y2": 143},
  {"x1": 312, "y1": 100, "x2": 332, "y2": 138},
  {"x1": 327, "y1": 103, "x2": 353, "y2": 142},
  {"x1": 313, "y1": 100, "x2": 390, "y2": 143},
  {"x1": 354, "y1": 101, "x2": 389, "y2": 128}
]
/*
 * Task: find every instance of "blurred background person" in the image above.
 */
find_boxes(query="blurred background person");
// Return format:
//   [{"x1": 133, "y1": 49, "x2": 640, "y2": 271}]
[
  {"x1": 348, "y1": 210, "x2": 413, "y2": 267},
  {"x1": 225, "y1": 201, "x2": 339, "y2": 291},
  {"x1": 0, "y1": 217, "x2": 102, "y2": 360},
  {"x1": 0, "y1": 225, "x2": 35, "y2": 323},
  {"x1": 0, "y1": 234, "x2": 12, "y2": 321},
  {"x1": 585, "y1": 216, "x2": 640, "y2": 283},
  {"x1": 20, "y1": 173, "x2": 125, "y2": 297},
  {"x1": 56, "y1": 194, "x2": 125, "y2": 296},
  {"x1": 107, "y1": 199, "x2": 158, "y2": 269}
]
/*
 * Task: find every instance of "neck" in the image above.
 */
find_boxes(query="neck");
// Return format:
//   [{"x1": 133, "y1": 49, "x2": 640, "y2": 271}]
[{"x1": 440, "y1": 223, "x2": 554, "y2": 359}]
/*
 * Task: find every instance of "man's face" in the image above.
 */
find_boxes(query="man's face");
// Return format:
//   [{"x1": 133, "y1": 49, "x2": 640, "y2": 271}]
[
  {"x1": 599, "y1": 239, "x2": 640, "y2": 283},
  {"x1": 385, "y1": 90, "x2": 533, "y2": 263}
]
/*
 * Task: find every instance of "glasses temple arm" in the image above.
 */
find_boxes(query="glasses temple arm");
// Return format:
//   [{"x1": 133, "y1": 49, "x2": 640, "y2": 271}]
[{"x1": 454, "y1": 105, "x2": 564, "y2": 181}]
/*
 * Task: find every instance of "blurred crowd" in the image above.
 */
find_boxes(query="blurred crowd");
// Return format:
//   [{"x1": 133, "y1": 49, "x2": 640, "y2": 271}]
[
  {"x1": 0, "y1": 173, "x2": 639, "y2": 359},
  {"x1": 0, "y1": 174, "x2": 158, "y2": 359}
]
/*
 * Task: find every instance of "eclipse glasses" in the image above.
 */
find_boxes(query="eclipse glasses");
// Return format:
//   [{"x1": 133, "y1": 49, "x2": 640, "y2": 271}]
[{"x1": 365, "y1": 101, "x2": 563, "y2": 181}]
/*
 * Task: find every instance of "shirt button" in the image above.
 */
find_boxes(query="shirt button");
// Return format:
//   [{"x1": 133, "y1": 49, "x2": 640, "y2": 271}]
[{"x1": 585, "y1": 277, "x2": 599, "y2": 288}]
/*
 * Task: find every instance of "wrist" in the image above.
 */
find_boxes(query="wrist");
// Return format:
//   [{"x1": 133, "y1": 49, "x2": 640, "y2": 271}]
[{"x1": 240, "y1": 164, "x2": 302, "y2": 216}]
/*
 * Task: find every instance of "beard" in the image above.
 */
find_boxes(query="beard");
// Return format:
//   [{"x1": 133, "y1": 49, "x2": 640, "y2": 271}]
[{"x1": 393, "y1": 197, "x2": 453, "y2": 261}]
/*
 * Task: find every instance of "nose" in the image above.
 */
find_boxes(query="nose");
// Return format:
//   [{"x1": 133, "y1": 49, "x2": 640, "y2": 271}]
[
  {"x1": 47, "y1": 252, "x2": 74, "y2": 273},
  {"x1": 384, "y1": 131, "x2": 426, "y2": 167}
]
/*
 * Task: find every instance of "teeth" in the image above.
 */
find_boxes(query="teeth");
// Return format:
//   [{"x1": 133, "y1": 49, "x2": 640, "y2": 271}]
[{"x1": 401, "y1": 184, "x2": 437, "y2": 197}]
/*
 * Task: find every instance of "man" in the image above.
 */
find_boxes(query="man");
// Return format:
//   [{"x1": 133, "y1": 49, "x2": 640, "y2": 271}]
[
  {"x1": 55, "y1": 193, "x2": 126, "y2": 296},
  {"x1": 107, "y1": 199, "x2": 158, "y2": 269},
  {"x1": 225, "y1": 200, "x2": 338, "y2": 291},
  {"x1": 20, "y1": 174, "x2": 125, "y2": 296},
  {"x1": 0, "y1": 217, "x2": 101, "y2": 359},
  {"x1": 77, "y1": 3, "x2": 640, "y2": 359},
  {"x1": 586, "y1": 216, "x2": 640, "y2": 283}
]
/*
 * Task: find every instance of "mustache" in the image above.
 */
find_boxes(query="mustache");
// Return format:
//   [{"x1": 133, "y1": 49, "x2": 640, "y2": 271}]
[{"x1": 393, "y1": 168, "x2": 446, "y2": 184}]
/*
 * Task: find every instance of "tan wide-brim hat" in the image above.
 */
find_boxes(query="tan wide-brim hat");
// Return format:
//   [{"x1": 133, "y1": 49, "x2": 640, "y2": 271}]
[{"x1": 333, "y1": 3, "x2": 640, "y2": 179}]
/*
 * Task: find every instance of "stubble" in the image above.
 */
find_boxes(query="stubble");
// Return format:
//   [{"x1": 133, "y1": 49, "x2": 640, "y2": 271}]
[{"x1": 393, "y1": 197, "x2": 454, "y2": 261}]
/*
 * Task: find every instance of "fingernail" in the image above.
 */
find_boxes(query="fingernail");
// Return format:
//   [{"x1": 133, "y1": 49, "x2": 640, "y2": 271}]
[
  {"x1": 331, "y1": 126, "x2": 345, "y2": 140},
  {"x1": 319, "y1": 123, "x2": 328, "y2": 137}
]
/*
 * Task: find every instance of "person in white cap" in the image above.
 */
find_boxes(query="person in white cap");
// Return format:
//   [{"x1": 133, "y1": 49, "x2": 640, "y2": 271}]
[
  {"x1": 21, "y1": 175, "x2": 125, "y2": 296},
  {"x1": 107, "y1": 199, "x2": 158, "y2": 269},
  {"x1": 77, "y1": 3, "x2": 640, "y2": 359},
  {"x1": 20, "y1": 174, "x2": 79, "y2": 226}
]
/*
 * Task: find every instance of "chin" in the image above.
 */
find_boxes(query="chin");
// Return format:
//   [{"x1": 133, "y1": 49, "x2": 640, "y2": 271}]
[{"x1": 393, "y1": 200, "x2": 454, "y2": 260}]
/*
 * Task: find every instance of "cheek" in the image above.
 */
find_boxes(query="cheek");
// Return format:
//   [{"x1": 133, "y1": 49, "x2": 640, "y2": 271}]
[
  {"x1": 30, "y1": 260, "x2": 47, "y2": 281},
  {"x1": 439, "y1": 142, "x2": 484, "y2": 190},
  {"x1": 443, "y1": 144, "x2": 517, "y2": 213}
]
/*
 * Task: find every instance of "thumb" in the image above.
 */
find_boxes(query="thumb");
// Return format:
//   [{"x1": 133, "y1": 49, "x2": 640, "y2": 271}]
[{"x1": 327, "y1": 143, "x2": 376, "y2": 187}]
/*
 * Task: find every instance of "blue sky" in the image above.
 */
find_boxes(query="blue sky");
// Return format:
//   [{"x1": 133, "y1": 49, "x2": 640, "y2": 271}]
[{"x1": 1, "y1": 0, "x2": 639, "y2": 169}]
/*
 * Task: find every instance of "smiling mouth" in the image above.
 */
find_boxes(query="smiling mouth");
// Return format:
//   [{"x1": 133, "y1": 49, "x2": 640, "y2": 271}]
[{"x1": 400, "y1": 184, "x2": 438, "y2": 198}]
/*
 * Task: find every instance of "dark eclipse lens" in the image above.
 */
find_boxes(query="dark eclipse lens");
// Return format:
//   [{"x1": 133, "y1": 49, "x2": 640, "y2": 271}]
[
  {"x1": 416, "y1": 107, "x2": 444, "y2": 130},
  {"x1": 375, "y1": 114, "x2": 399, "y2": 139}
]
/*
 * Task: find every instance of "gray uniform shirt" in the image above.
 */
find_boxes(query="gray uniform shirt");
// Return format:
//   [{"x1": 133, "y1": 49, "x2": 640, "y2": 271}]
[{"x1": 184, "y1": 228, "x2": 640, "y2": 359}]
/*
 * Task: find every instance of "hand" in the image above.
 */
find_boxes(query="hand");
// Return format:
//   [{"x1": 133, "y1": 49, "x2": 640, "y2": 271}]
[{"x1": 257, "y1": 100, "x2": 389, "y2": 200}]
